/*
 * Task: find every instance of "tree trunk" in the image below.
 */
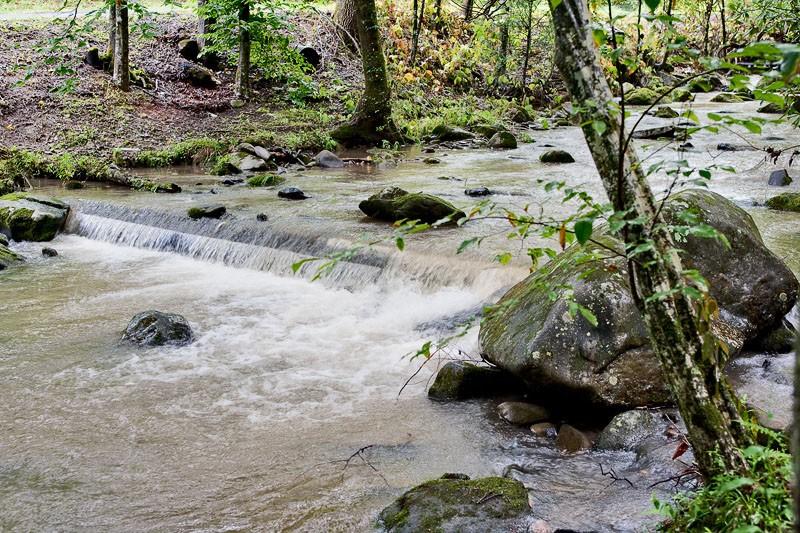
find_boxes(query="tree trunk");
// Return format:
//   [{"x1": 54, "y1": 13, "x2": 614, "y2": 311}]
[
  {"x1": 234, "y1": 1, "x2": 251, "y2": 100},
  {"x1": 703, "y1": 0, "x2": 713, "y2": 55},
  {"x1": 411, "y1": 0, "x2": 426, "y2": 65},
  {"x1": 106, "y1": 1, "x2": 116, "y2": 60},
  {"x1": 660, "y1": 0, "x2": 675, "y2": 67},
  {"x1": 334, "y1": 0, "x2": 358, "y2": 49},
  {"x1": 795, "y1": 332, "x2": 800, "y2": 531},
  {"x1": 720, "y1": 0, "x2": 727, "y2": 49},
  {"x1": 635, "y1": 0, "x2": 643, "y2": 62},
  {"x1": 463, "y1": 0, "x2": 473, "y2": 21},
  {"x1": 495, "y1": 11, "x2": 510, "y2": 84},
  {"x1": 113, "y1": 0, "x2": 130, "y2": 91},
  {"x1": 520, "y1": 0, "x2": 534, "y2": 93},
  {"x1": 549, "y1": 0, "x2": 749, "y2": 480},
  {"x1": 331, "y1": 0, "x2": 403, "y2": 146}
]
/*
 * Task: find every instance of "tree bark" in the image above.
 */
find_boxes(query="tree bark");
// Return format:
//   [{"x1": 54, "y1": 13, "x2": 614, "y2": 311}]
[
  {"x1": 331, "y1": 0, "x2": 403, "y2": 146},
  {"x1": 520, "y1": 0, "x2": 534, "y2": 93},
  {"x1": 106, "y1": 1, "x2": 116, "y2": 60},
  {"x1": 113, "y1": 0, "x2": 130, "y2": 91},
  {"x1": 234, "y1": 1, "x2": 251, "y2": 100},
  {"x1": 549, "y1": 0, "x2": 749, "y2": 480},
  {"x1": 703, "y1": 0, "x2": 713, "y2": 55},
  {"x1": 463, "y1": 0, "x2": 473, "y2": 21},
  {"x1": 334, "y1": 0, "x2": 359, "y2": 49},
  {"x1": 495, "y1": 12, "x2": 510, "y2": 84},
  {"x1": 411, "y1": 0, "x2": 426, "y2": 65},
  {"x1": 794, "y1": 332, "x2": 800, "y2": 531}
]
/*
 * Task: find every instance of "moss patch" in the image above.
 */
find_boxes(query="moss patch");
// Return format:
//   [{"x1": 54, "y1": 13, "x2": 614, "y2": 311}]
[
  {"x1": 247, "y1": 173, "x2": 286, "y2": 187},
  {"x1": 765, "y1": 193, "x2": 800, "y2": 213},
  {"x1": 113, "y1": 138, "x2": 227, "y2": 168}
]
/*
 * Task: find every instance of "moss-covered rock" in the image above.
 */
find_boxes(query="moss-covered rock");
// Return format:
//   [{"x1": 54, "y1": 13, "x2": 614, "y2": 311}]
[
  {"x1": 431, "y1": 124, "x2": 475, "y2": 142},
  {"x1": 653, "y1": 106, "x2": 679, "y2": 118},
  {"x1": 710, "y1": 92, "x2": 747, "y2": 103},
  {"x1": 766, "y1": 192, "x2": 800, "y2": 213},
  {"x1": 378, "y1": 476, "x2": 530, "y2": 532},
  {"x1": 595, "y1": 409, "x2": 663, "y2": 451},
  {"x1": 359, "y1": 187, "x2": 465, "y2": 224},
  {"x1": 0, "y1": 242, "x2": 22, "y2": 271},
  {"x1": 671, "y1": 88, "x2": 694, "y2": 102},
  {"x1": 187, "y1": 204, "x2": 226, "y2": 220},
  {"x1": 487, "y1": 131, "x2": 517, "y2": 149},
  {"x1": 0, "y1": 194, "x2": 69, "y2": 242},
  {"x1": 626, "y1": 87, "x2": 669, "y2": 105},
  {"x1": 479, "y1": 190, "x2": 799, "y2": 410},
  {"x1": 428, "y1": 361, "x2": 524, "y2": 401},
  {"x1": 539, "y1": 150, "x2": 575, "y2": 163},
  {"x1": 247, "y1": 174, "x2": 285, "y2": 187}
]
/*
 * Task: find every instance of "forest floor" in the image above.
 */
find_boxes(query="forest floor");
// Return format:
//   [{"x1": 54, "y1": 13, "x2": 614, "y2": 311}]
[{"x1": 0, "y1": 9, "x2": 362, "y2": 158}]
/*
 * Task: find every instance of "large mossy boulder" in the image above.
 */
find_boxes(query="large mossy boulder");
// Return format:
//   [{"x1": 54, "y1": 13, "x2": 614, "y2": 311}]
[
  {"x1": 626, "y1": 87, "x2": 668, "y2": 105},
  {"x1": 488, "y1": 131, "x2": 517, "y2": 149},
  {"x1": 122, "y1": 311, "x2": 194, "y2": 347},
  {"x1": 0, "y1": 194, "x2": 69, "y2": 242},
  {"x1": 378, "y1": 476, "x2": 530, "y2": 532},
  {"x1": 359, "y1": 187, "x2": 465, "y2": 224},
  {"x1": 480, "y1": 189, "x2": 799, "y2": 410},
  {"x1": 0, "y1": 242, "x2": 22, "y2": 271},
  {"x1": 431, "y1": 124, "x2": 475, "y2": 142},
  {"x1": 428, "y1": 361, "x2": 524, "y2": 401},
  {"x1": 766, "y1": 192, "x2": 800, "y2": 212}
]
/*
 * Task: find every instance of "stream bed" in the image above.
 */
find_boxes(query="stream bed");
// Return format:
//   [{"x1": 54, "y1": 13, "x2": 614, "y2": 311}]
[{"x1": 1, "y1": 94, "x2": 799, "y2": 532}]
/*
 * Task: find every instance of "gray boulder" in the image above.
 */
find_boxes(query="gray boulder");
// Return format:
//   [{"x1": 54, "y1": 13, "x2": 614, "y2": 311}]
[
  {"x1": 431, "y1": 124, "x2": 475, "y2": 142},
  {"x1": 768, "y1": 169, "x2": 793, "y2": 187},
  {"x1": 378, "y1": 476, "x2": 530, "y2": 532},
  {"x1": 187, "y1": 204, "x2": 226, "y2": 219},
  {"x1": 631, "y1": 126, "x2": 676, "y2": 140},
  {"x1": 278, "y1": 187, "x2": 309, "y2": 200},
  {"x1": 180, "y1": 61, "x2": 219, "y2": 89},
  {"x1": 497, "y1": 401, "x2": 549, "y2": 425},
  {"x1": 479, "y1": 189, "x2": 799, "y2": 409},
  {"x1": 314, "y1": 149, "x2": 344, "y2": 168},
  {"x1": 122, "y1": 311, "x2": 194, "y2": 347},
  {"x1": 556, "y1": 424, "x2": 592, "y2": 453},
  {"x1": 595, "y1": 410, "x2": 664, "y2": 451},
  {"x1": 359, "y1": 187, "x2": 465, "y2": 224},
  {"x1": 539, "y1": 150, "x2": 575, "y2": 163},
  {"x1": 488, "y1": 131, "x2": 518, "y2": 149},
  {"x1": 0, "y1": 194, "x2": 69, "y2": 242}
]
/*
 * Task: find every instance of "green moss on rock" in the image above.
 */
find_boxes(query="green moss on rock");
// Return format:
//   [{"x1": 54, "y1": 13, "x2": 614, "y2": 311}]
[
  {"x1": 359, "y1": 187, "x2": 465, "y2": 224},
  {"x1": 0, "y1": 242, "x2": 23, "y2": 271},
  {"x1": 626, "y1": 87, "x2": 669, "y2": 105},
  {"x1": 378, "y1": 476, "x2": 529, "y2": 532},
  {"x1": 0, "y1": 195, "x2": 69, "y2": 242},
  {"x1": 765, "y1": 193, "x2": 800, "y2": 213},
  {"x1": 113, "y1": 138, "x2": 226, "y2": 168}
]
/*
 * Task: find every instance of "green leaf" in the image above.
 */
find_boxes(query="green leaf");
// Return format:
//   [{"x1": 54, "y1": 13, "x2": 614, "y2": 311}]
[
  {"x1": 574, "y1": 218, "x2": 593, "y2": 245},
  {"x1": 495, "y1": 252, "x2": 513, "y2": 264},
  {"x1": 592, "y1": 120, "x2": 607, "y2": 135},
  {"x1": 457, "y1": 237, "x2": 479, "y2": 254},
  {"x1": 643, "y1": 0, "x2": 661, "y2": 11},
  {"x1": 291, "y1": 257, "x2": 318, "y2": 274},
  {"x1": 395, "y1": 237, "x2": 405, "y2": 251},
  {"x1": 578, "y1": 305, "x2": 598, "y2": 327},
  {"x1": 718, "y1": 477, "x2": 754, "y2": 493}
]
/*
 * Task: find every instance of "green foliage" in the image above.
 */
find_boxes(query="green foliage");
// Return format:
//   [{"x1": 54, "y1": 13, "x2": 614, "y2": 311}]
[
  {"x1": 656, "y1": 439, "x2": 793, "y2": 532},
  {"x1": 114, "y1": 138, "x2": 227, "y2": 168}
]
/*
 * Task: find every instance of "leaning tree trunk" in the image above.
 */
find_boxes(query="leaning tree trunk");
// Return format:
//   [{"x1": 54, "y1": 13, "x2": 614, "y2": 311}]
[
  {"x1": 463, "y1": 0, "x2": 473, "y2": 20},
  {"x1": 549, "y1": 0, "x2": 749, "y2": 480},
  {"x1": 113, "y1": 0, "x2": 130, "y2": 91},
  {"x1": 334, "y1": 0, "x2": 359, "y2": 49},
  {"x1": 106, "y1": 1, "x2": 117, "y2": 60},
  {"x1": 234, "y1": 1, "x2": 251, "y2": 100},
  {"x1": 331, "y1": 0, "x2": 404, "y2": 146},
  {"x1": 794, "y1": 333, "x2": 800, "y2": 531}
]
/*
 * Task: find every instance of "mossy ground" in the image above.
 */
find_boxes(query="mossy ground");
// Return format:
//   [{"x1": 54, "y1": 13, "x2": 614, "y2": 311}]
[{"x1": 766, "y1": 192, "x2": 800, "y2": 213}]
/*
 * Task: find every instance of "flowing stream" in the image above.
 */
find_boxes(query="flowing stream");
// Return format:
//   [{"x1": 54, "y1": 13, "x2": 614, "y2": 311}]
[{"x1": 2, "y1": 94, "x2": 799, "y2": 532}]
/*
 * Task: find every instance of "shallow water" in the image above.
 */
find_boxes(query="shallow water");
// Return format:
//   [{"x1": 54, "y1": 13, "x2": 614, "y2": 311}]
[{"x1": 2, "y1": 94, "x2": 799, "y2": 532}]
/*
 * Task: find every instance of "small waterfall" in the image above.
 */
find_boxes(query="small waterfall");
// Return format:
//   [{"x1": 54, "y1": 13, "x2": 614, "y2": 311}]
[{"x1": 65, "y1": 201, "x2": 525, "y2": 294}]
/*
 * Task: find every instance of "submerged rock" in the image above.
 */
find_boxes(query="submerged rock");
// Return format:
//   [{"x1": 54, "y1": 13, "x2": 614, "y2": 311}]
[
  {"x1": 488, "y1": 131, "x2": 518, "y2": 149},
  {"x1": 480, "y1": 189, "x2": 799, "y2": 410},
  {"x1": 378, "y1": 476, "x2": 530, "y2": 532},
  {"x1": 278, "y1": 187, "x2": 309, "y2": 200},
  {"x1": 122, "y1": 311, "x2": 194, "y2": 347},
  {"x1": 359, "y1": 187, "x2": 465, "y2": 224},
  {"x1": 428, "y1": 361, "x2": 524, "y2": 401},
  {"x1": 530, "y1": 422, "x2": 557, "y2": 437},
  {"x1": 631, "y1": 126, "x2": 676, "y2": 140},
  {"x1": 465, "y1": 187, "x2": 491, "y2": 197},
  {"x1": 556, "y1": 424, "x2": 592, "y2": 453},
  {"x1": 423, "y1": 157, "x2": 441, "y2": 165},
  {"x1": 710, "y1": 92, "x2": 747, "y2": 103},
  {"x1": 187, "y1": 204, "x2": 226, "y2": 219},
  {"x1": 766, "y1": 192, "x2": 800, "y2": 212},
  {"x1": 595, "y1": 410, "x2": 663, "y2": 451},
  {"x1": 314, "y1": 149, "x2": 344, "y2": 168},
  {"x1": 768, "y1": 169, "x2": 793, "y2": 187},
  {"x1": 653, "y1": 106, "x2": 679, "y2": 118},
  {"x1": 431, "y1": 124, "x2": 475, "y2": 142},
  {"x1": 497, "y1": 401, "x2": 549, "y2": 425},
  {"x1": 539, "y1": 150, "x2": 575, "y2": 164},
  {"x1": 41, "y1": 247, "x2": 58, "y2": 257},
  {"x1": 0, "y1": 194, "x2": 69, "y2": 242}
]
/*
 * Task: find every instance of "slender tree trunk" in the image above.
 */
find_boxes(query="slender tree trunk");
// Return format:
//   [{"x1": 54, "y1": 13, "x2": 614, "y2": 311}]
[
  {"x1": 113, "y1": 0, "x2": 130, "y2": 91},
  {"x1": 334, "y1": 0, "x2": 359, "y2": 49},
  {"x1": 331, "y1": 0, "x2": 403, "y2": 146},
  {"x1": 520, "y1": 0, "x2": 534, "y2": 94},
  {"x1": 411, "y1": 0, "x2": 426, "y2": 65},
  {"x1": 495, "y1": 10, "x2": 510, "y2": 84},
  {"x1": 720, "y1": 0, "x2": 727, "y2": 49},
  {"x1": 660, "y1": 0, "x2": 675, "y2": 67},
  {"x1": 234, "y1": 1, "x2": 251, "y2": 100},
  {"x1": 434, "y1": 0, "x2": 442, "y2": 25},
  {"x1": 549, "y1": 0, "x2": 749, "y2": 480},
  {"x1": 635, "y1": 0, "x2": 643, "y2": 62},
  {"x1": 463, "y1": 0, "x2": 473, "y2": 20},
  {"x1": 794, "y1": 333, "x2": 800, "y2": 531},
  {"x1": 703, "y1": 0, "x2": 713, "y2": 55},
  {"x1": 106, "y1": 1, "x2": 116, "y2": 59}
]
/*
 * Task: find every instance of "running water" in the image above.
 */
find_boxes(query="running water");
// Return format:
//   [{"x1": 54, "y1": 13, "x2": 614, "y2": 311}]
[{"x1": 2, "y1": 94, "x2": 799, "y2": 531}]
